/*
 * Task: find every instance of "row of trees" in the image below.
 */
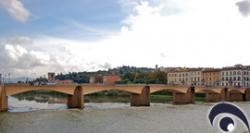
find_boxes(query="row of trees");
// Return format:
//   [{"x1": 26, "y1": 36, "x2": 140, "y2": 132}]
[
  {"x1": 118, "y1": 71, "x2": 167, "y2": 84},
  {"x1": 53, "y1": 66, "x2": 167, "y2": 84}
]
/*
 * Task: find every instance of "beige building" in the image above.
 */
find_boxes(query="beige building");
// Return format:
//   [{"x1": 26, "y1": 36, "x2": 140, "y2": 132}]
[
  {"x1": 167, "y1": 68, "x2": 203, "y2": 86},
  {"x1": 167, "y1": 70, "x2": 189, "y2": 85},
  {"x1": 202, "y1": 69, "x2": 220, "y2": 87}
]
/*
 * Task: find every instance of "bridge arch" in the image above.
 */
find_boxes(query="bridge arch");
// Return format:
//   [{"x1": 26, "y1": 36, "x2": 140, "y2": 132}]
[
  {"x1": 0, "y1": 85, "x2": 83, "y2": 111},
  {"x1": 4, "y1": 84, "x2": 78, "y2": 96},
  {"x1": 81, "y1": 84, "x2": 150, "y2": 106},
  {"x1": 149, "y1": 85, "x2": 195, "y2": 104},
  {"x1": 149, "y1": 85, "x2": 191, "y2": 94},
  {"x1": 81, "y1": 84, "x2": 145, "y2": 95}
]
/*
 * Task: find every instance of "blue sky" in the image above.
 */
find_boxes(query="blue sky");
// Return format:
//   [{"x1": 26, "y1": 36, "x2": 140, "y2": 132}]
[
  {"x1": 0, "y1": 0, "x2": 250, "y2": 77},
  {"x1": 0, "y1": 0, "x2": 125, "y2": 38}
]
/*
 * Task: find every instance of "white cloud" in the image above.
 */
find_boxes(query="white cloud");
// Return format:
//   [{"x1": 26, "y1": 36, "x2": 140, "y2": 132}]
[
  {"x1": 2, "y1": 0, "x2": 250, "y2": 77},
  {"x1": 0, "y1": 0, "x2": 30, "y2": 22}
]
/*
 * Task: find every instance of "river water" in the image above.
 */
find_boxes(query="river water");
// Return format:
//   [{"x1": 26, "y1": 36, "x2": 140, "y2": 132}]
[{"x1": 1, "y1": 93, "x2": 250, "y2": 133}]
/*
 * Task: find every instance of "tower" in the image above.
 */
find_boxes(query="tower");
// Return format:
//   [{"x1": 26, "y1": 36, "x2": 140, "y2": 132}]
[{"x1": 48, "y1": 72, "x2": 55, "y2": 82}]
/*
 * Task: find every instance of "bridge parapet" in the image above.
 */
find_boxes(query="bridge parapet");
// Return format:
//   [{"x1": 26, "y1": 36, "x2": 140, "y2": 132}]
[
  {"x1": 149, "y1": 84, "x2": 192, "y2": 94},
  {"x1": 4, "y1": 84, "x2": 78, "y2": 96},
  {"x1": 82, "y1": 84, "x2": 146, "y2": 95}
]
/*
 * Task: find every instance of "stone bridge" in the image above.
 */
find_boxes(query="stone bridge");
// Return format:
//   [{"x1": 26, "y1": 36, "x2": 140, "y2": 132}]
[{"x1": 0, "y1": 84, "x2": 249, "y2": 112}]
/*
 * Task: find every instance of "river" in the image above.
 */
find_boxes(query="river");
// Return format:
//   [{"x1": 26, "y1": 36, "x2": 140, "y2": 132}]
[{"x1": 0, "y1": 92, "x2": 250, "y2": 133}]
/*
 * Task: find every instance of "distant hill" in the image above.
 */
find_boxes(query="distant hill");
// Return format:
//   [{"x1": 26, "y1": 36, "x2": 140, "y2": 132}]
[{"x1": 55, "y1": 66, "x2": 167, "y2": 84}]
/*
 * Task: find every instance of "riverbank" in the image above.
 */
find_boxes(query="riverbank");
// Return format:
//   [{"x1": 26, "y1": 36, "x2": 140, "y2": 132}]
[{"x1": 1, "y1": 102, "x2": 250, "y2": 133}]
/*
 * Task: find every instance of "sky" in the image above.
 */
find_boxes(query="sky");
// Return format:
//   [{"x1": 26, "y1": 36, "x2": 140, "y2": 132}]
[{"x1": 0, "y1": 0, "x2": 250, "y2": 77}]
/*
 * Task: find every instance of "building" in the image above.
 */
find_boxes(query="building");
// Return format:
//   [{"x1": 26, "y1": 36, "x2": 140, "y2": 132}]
[
  {"x1": 167, "y1": 68, "x2": 203, "y2": 86},
  {"x1": 167, "y1": 70, "x2": 189, "y2": 85},
  {"x1": 202, "y1": 69, "x2": 220, "y2": 87},
  {"x1": 103, "y1": 75, "x2": 121, "y2": 85},
  {"x1": 89, "y1": 74, "x2": 121, "y2": 85},
  {"x1": 55, "y1": 80, "x2": 74, "y2": 84},
  {"x1": 89, "y1": 76, "x2": 95, "y2": 84},
  {"x1": 220, "y1": 65, "x2": 250, "y2": 87},
  {"x1": 189, "y1": 69, "x2": 203, "y2": 86},
  {"x1": 48, "y1": 72, "x2": 55, "y2": 82},
  {"x1": 89, "y1": 75, "x2": 103, "y2": 84}
]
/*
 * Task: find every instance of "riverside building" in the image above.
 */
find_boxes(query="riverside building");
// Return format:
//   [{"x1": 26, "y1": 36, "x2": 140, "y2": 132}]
[
  {"x1": 220, "y1": 65, "x2": 250, "y2": 87},
  {"x1": 201, "y1": 69, "x2": 220, "y2": 87}
]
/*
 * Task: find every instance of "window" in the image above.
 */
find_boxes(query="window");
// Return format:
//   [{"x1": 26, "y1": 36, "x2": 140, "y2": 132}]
[
  {"x1": 238, "y1": 77, "x2": 241, "y2": 81},
  {"x1": 233, "y1": 71, "x2": 236, "y2": 75},
  {"x1": 238, "y1": 71, "x2": 241, "y2": 75}
]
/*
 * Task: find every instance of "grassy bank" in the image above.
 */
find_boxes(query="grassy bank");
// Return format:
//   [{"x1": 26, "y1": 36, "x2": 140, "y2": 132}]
[
  {"x1": 85, "y1": 94, "x2": 205, "y2": 103},
  {"x1": 12, "y1": 90, "x2": 206, "y2": 103}
]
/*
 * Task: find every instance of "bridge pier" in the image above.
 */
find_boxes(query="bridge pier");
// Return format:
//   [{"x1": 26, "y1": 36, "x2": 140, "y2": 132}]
[
  {"x1": 229, "y1": 91, "x2": 244, "y2": 102},
  {"x1": 205, "y1": 88, "x2": 228, "y2": 102},
  {"x1": 0, "y1": 85, "x2": 8, "y2": 112},
  {"x1": 172, "y1": 87, "x2": 195, "y2": 104},
  {"x1": 205, "y1": 93, "x2": 221, "y2": 102},
  {"x1": 131, "y1": 86, "x2": 150, "y2": 106},
  {"x1": 68, "y1": 86, "x2": 84, "y2": 109},
  {"x1": 244, "y1": 89, "x2": 250, "y2": 101}
]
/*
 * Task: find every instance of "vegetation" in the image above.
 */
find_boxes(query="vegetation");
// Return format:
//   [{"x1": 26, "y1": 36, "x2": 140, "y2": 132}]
[
  {"x1": 54, "y1": 66, "x2": 167, "y2": 84},
  {"x1": 150, "y1": 95, "x2": 173, "y2": 103}
]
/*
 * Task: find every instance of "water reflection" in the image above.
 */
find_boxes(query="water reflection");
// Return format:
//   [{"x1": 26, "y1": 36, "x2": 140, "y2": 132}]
[
  {"x1": 8, "y1": 91, "x2": 132, "y2": 112},
  {"x1": 8, "y1": 90, "x2": 174, "y2": 112},
  {"x1": 8, "y1": 96, "x2": 68, "y2": 112}
]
